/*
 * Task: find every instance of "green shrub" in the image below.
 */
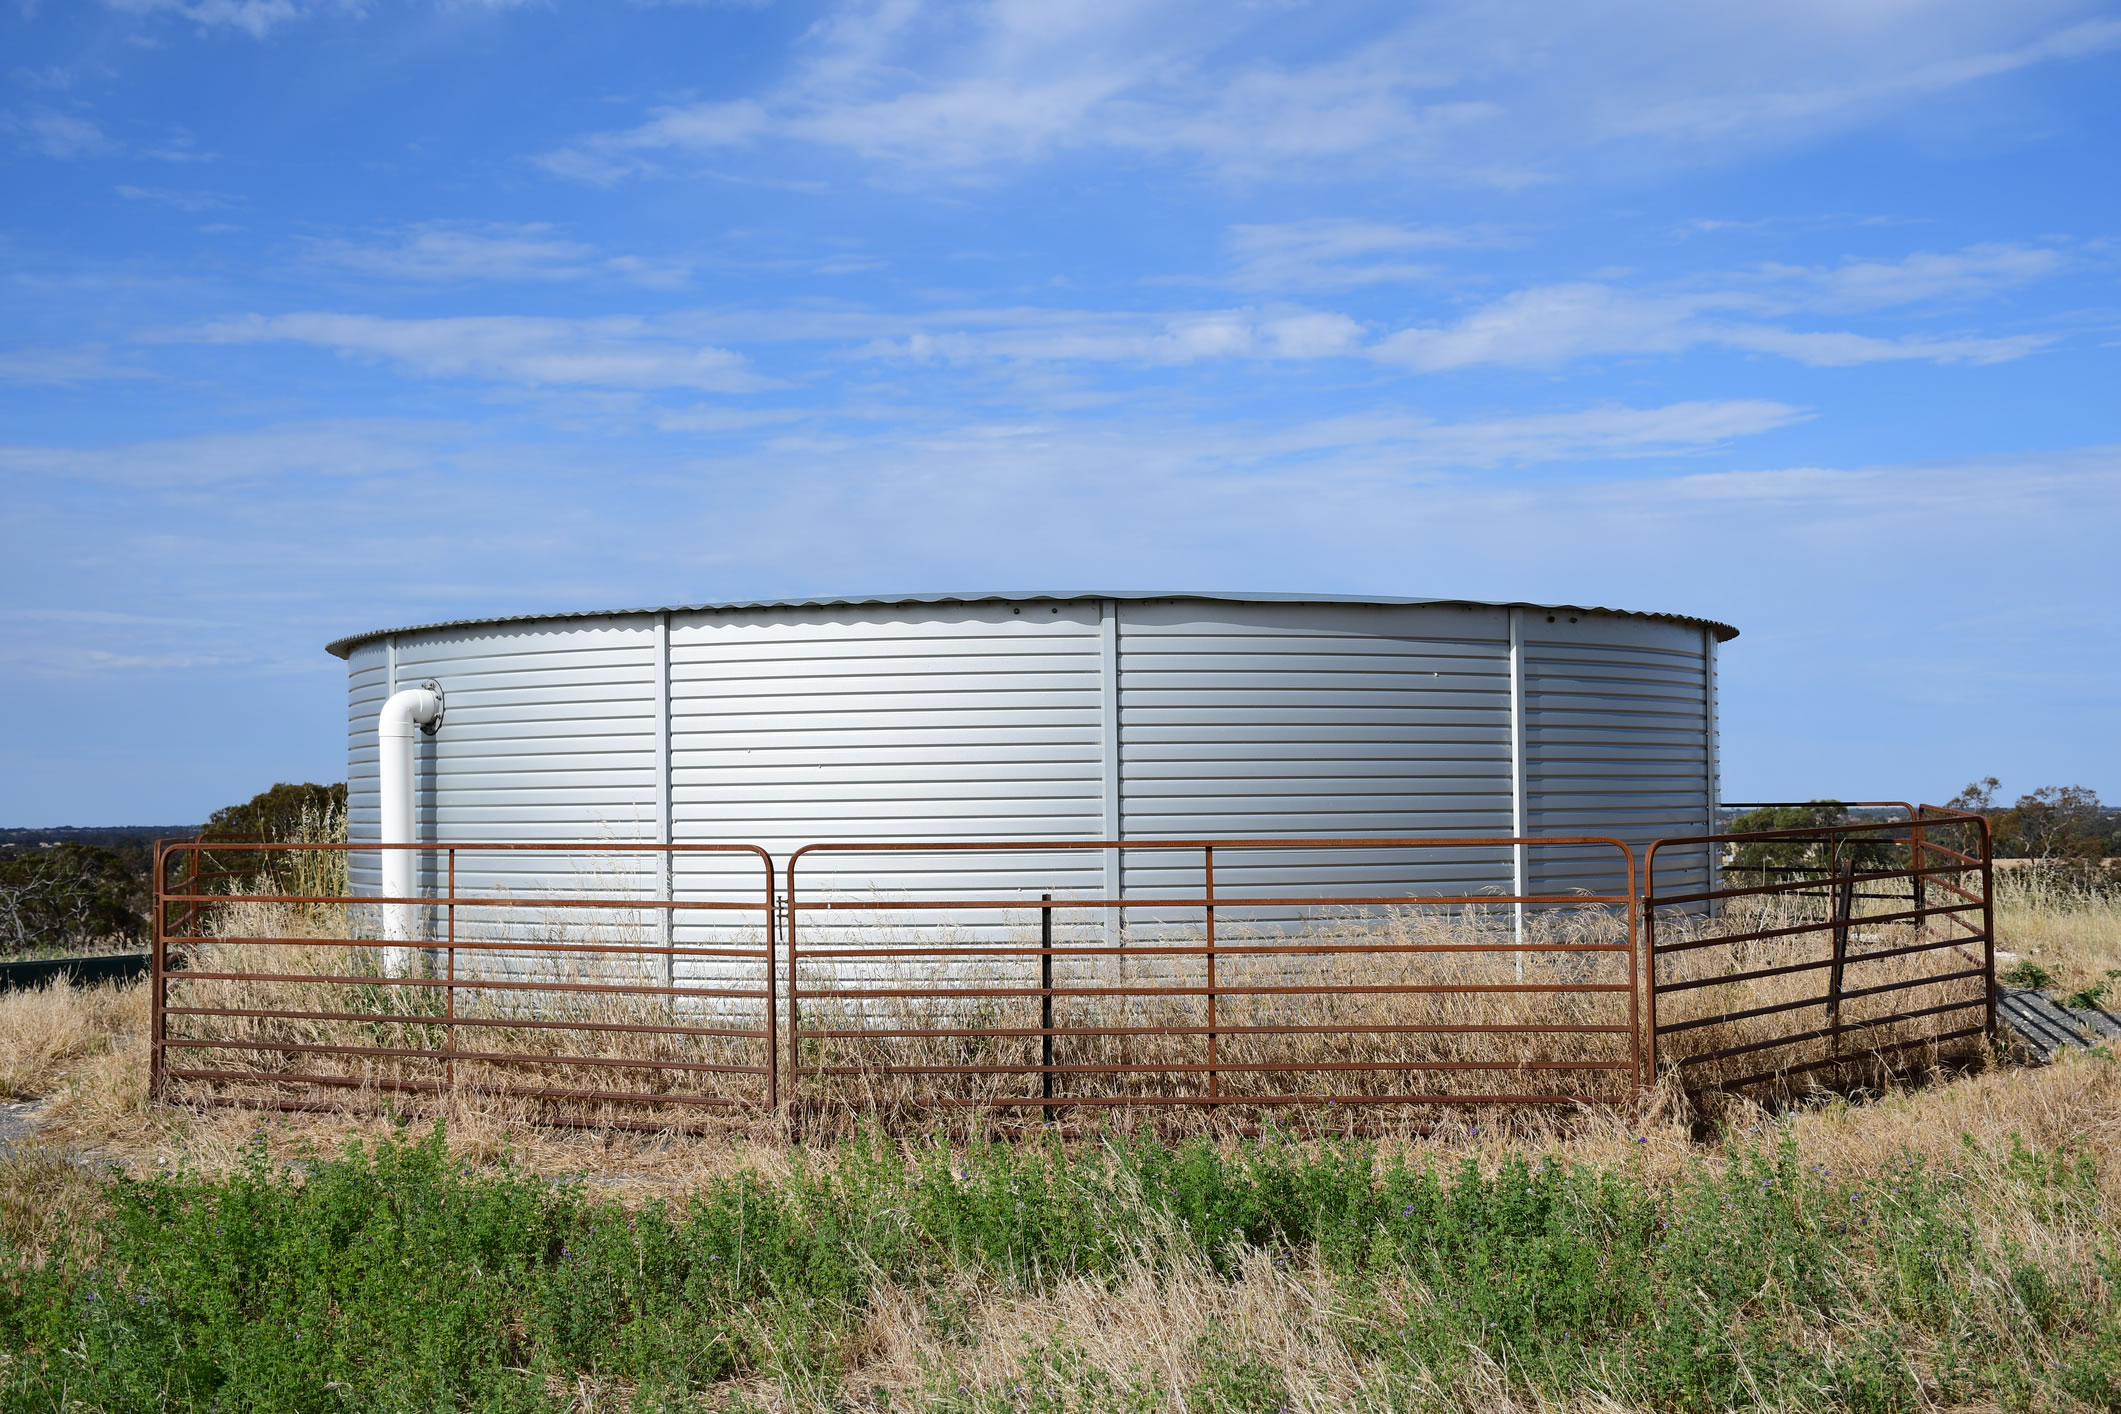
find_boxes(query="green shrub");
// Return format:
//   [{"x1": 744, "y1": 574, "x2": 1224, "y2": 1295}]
[{"x1": 2002, "y1": 958, "x2": 2053, "y2": 990}]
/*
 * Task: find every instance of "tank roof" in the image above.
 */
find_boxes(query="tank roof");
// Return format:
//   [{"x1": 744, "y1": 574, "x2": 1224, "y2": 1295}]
[{"x1": 326, "y1": 591, "x2": 1739, "y2": 659}]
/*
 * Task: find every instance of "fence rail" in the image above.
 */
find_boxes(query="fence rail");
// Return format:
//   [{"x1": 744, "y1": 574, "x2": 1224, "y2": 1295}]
[
  {"x1": 1643, "y1": 806, "x2": 1993, "y2": 1094},
  {"x1": 786, "y1": 836, "x2": 1640, "y2": 1111},
  {"x1": 148, "y1": 811, "x2": 1994, "y2": 1124},
  {"x1": 151, "y1": 841, "x2": 777, "y2": 1126}
]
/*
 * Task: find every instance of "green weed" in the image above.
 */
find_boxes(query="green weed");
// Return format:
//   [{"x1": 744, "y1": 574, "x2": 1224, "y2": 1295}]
[{"x1": 0, "y1": 1122, "x2": 2113, "y2": 1411}]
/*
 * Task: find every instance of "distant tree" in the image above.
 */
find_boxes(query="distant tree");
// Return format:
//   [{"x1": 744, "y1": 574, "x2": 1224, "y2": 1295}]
[
  {"x1": 196, "y1": 782, "x2": 348, "y2": 892},
  {"x1": 0, "y1": 843, "x2": 146, "y2": 957},
  {"x1": 1948, "y1": 777, "x2": 2000, "y2": 815},
  {"x1": 1998, "y1": 785, "x2": 2105, "y2": 862},
  {"x1": 204, "y1": 782, "x2": 348, "y2": 844},
  {"x1": 1948, "y1": 778, "x2": 2107, "y2": 861},
  {"x1": 1725, "y1": 801, "x2": 1895, "y2": 882}
]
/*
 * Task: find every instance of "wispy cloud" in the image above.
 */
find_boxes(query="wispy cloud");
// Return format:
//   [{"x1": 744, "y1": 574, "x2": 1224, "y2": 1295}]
[
  {"x1": 539, "y1": 0, "x2": 2121, "y2": 184},
  {"x1": 1753, "y1": 243, "x2": 2073, "y2": 312},
  {"x1": 0, "y1": 345, "x2": 152, "y2": 385},
  {"x1": 179, "y1": 312, "x2": 772, "y2": 392},
  {"x1": 100, "y1": 0, "x2": 313, "y2": 38},
  {"x1": 4, "y1": 108, "x2": 113, "y2": 159},
  {"x1": 857, "y1": 307, "x2": 1367, "y2": 365},
  {"x1": 1371, "y1": 281, "x2": 2054, "y2": 371},
  {"x1": 115, "y1": 183, "x2": 231, "y2": 210},
  {"x1": 305, "y1": 222, "x2": 691, "y2": 288},
  {"x1": 1222, "y1": 220, "x2": 1491, "y2": 292},
  {"x1": 0, "y1": 417, "x2": 482, "y2": 487},
  {"x1": 1239, "y1": 399, "x2": 1811, "y2": 470},
  {"x1": 153, "y1": 237, "x2": 2062, "y2": 396}
]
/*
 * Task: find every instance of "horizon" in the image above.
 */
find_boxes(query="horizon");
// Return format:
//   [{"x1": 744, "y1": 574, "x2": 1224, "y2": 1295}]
[{"x1": 2, "y1": 1, "x2": 2116, "y2": 826}]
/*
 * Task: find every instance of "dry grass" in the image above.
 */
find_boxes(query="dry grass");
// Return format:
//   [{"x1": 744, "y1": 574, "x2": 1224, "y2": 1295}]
[
  {"x1": 0, "y1": 977, "x2": 140, "y2": 1101},
  {"x1": 1995, "y1": 863, "x2": 2121, "y2": 997}
]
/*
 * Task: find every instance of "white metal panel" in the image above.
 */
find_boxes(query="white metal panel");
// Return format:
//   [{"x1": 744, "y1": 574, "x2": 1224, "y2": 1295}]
[
  {"x1": 1116, "y1": 599, "x2": 1516, "y2": 912},
  {"x1": 345, "y1": 639, "x2": 389, "y2": 902},
  {"x1": 670, "y1": 602, "x2": 1107, "y2": 991},
  {"x1": 1520, "y1": 611, "x2": 1711, "y2": 900},
  {"x1": 352, "y1": 621, "x2": 665, "y2": 984},
  {"x1": 670, "y1": 602, "x2": 1105, "y2": 853}
]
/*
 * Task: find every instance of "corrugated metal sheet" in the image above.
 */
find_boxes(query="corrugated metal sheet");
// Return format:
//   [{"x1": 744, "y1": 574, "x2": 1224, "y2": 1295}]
[
  {"x1": 353, "y1": 620, "x2": 666, "y2": 983},
  {"x1": 1521, "y1": 612, "x2": 1712, "y2": 899},
  {"x1": 344, "y1": 639, "x2": 390, "y2": 903},
  {"x1": 1117, "y1": 598, "x2": 1516, "y2": 913},
  {"x1": 343, "y1": 594, "x2": 1726, "y2": 985}
]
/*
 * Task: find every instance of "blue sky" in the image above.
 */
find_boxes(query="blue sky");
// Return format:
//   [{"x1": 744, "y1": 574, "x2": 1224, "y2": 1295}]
[{"x1": 2, "y1": 0, "x2": 2117, "y2": 826}]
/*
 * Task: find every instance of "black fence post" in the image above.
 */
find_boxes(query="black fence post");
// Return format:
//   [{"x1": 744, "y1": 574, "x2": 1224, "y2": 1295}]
[{"x1": 1828, "y1": 856, "x2": 1856, "y2": 1060}]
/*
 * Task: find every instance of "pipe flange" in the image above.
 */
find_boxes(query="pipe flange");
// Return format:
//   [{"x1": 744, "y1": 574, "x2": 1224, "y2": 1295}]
[{"x1": 420, "y1": 680, "x2": 445, "y2": 735}]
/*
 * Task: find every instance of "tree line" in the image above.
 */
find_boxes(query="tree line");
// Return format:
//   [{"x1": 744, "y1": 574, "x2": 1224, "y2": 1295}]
[
  {"x1": 1723, "y1": 783, "x2": 2117, "y2": 890},
  {"x1": 0, "y1": 782, "x2": 344, "y2": 960}
]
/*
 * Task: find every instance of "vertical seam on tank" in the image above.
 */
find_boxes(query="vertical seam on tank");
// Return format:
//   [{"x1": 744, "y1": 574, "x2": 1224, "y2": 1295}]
[
  {"x1": 1704, "y1": 627, "x2": 1720, "y2": 916},
  {"x1": 1508, "y1": 608, "x2": 1527, "y2": 940},
  {"x1": 1100, "y1": 599, "x2": 1122, "y2": 947},
  {"x1": 656, "y1": 612, "x2": 673, "y2": 989}
]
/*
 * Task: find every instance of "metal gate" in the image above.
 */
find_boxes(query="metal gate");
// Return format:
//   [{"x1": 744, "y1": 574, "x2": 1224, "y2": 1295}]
[{"x1": 1643, "y1": 805, "x2": 1992, "y2": 1094}]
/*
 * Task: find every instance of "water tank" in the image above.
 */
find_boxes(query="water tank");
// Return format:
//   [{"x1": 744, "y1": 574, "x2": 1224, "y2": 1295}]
[{"x1": 331, "y1": 592, "x2": 1730, "y2": 935}]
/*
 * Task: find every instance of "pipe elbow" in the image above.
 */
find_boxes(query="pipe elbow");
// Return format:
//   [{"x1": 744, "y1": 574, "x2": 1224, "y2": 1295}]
[{"x1": 380, "y1": 684, "x2": 445, "y2": 739}]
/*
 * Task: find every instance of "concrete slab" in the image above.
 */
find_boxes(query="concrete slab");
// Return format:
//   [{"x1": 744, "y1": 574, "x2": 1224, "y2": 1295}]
[{"x1": 1999, "y1": 986, "x2": 2121, "y2": 1063}]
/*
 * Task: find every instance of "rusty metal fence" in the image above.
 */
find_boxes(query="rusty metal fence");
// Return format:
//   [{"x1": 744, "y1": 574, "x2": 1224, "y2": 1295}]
[
  {"x1": 147, "y1": 813, "x2": 1993, "y2": 1124},
  {"x1": 1644, "y1": 806, "x2": 1993, "y2": 1095},
  {"x1": 786, "y1": 837, "x2": 1641, "y2": 1112},
  {"x1": 152, "y1": 842, "x2": 777, "y2": 1127}
]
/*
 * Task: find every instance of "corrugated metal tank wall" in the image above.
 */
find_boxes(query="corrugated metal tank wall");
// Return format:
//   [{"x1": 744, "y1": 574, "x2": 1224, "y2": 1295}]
[
  {"x1": 1117, "y1": 599, "x2": 1517, "y2": 909},
  {"x1": 340, "y1": 594, "x2": 1725, "y2": 975},
  {"x1": 1520, "y1": 611, "x2": 1716, "y2": 898}
]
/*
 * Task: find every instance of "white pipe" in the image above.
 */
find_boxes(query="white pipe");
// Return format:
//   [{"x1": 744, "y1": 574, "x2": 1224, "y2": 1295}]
[{"x1": 378, "y1": 683, "x2": 443, "y2": 972}]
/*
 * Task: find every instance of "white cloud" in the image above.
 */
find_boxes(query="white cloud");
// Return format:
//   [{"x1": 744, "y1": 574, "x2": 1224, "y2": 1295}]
[
  {"x1": 1373, "y1": 285, "x2": 1708, "y2": 371},
  {"x1": 1243, "y1": 399, "x2": 1811, "y2": 470},
  {"x1": 0, "y1": 345, "x2": 152, "y2": 385},
  {"x1": 537, "y1": 101, "x2": 769, "y2": 183},
  {"x1": 1370, "y1": 281, "x2": 2054, "y2": 371},
  {"x1": 1223, "y1": 220, "x2": 1487, "y2": 292},
  {"x1": 182, "y1": 313, "x2": 772, "y2": 392},
  {"x1": 1598, "y1": 15, "x2": 2121, "y2": 144},
  {"x1": 101, "y1": 0, "x2": 309, "y2": 37},
  {"x1": 540, "y1": 0, "x2": 2121, "y2": 183},
  {"x1": 1756, "y1": 243, "x2": 2072, "y2": 311},
  {"x1": 115, "y1": 183, "x2": 231, "y2": 210},
  {"x1": 306, "y1": 222, "x2": 692, "y2": 288},
  {"x1": 857, "y1": 306, "x2": 1365, "y2": 365},
  {"x1": 0, "y1": 418, "x2": 467, "y2": 487},
  {"x1": 5, "y1": 109, "x2": 112, "y2": 159},
  {"x1": 310, "y1": 223, "x2": 595, "y2": 282},
  {"x1": 1713, "y1": 326, "x2": 2050, "y2": 367}
]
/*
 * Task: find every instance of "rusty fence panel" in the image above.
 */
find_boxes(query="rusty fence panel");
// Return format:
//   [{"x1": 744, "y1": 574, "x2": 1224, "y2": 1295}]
[
  {"x1": 785, "y1": 836, "x2": 1639, "y2": 1113},
  {"x1": 151, "y1": 841, "x2": 777, "y2": 1126},
  {"x1": 1643, "y1": 806, "x2": 1993, "y2": 1094}
]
